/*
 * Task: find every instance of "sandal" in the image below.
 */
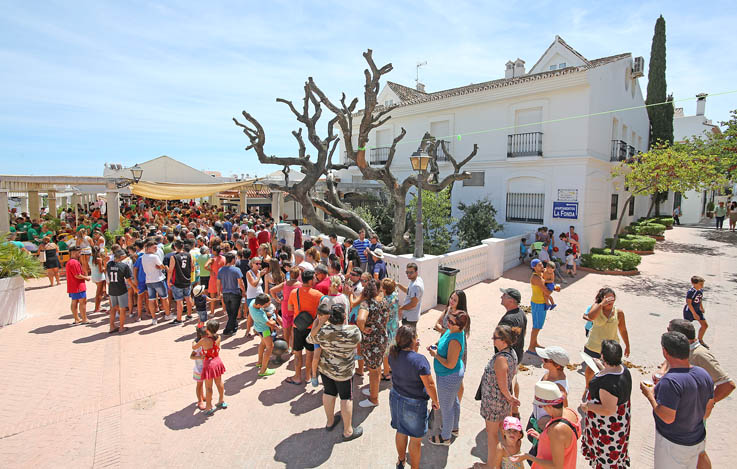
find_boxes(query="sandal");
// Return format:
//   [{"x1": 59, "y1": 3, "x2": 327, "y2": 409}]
[
  {"x1": 381, "y1": 374, "x2": 391, "y2": 381},
  {"x1": 204, "y1": 408, "x2": 216, "y2": 415},
  {"x1": 396, "y1": 460, "x2": 405, "y2": 469},
  {"x1": 284, "y1": 377, "x2": 302, "y2": 385},
  {"x1": 216, "y1": 402, "x2": 228, "y2": 409},
  {"x1": 451, "y1": 428, "x2": 459, "y2": 437},
  {"x1": 428, "y1": 435, "x2": 450, "y2": 446},
  {"x1": 325, "y1": 414, "x2": 341, "y2": 431}
]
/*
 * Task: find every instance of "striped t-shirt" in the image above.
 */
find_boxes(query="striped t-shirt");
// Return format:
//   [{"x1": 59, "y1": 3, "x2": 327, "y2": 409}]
[{"x1": 353, "y1": 238, "x2": 370, "y2": 264}]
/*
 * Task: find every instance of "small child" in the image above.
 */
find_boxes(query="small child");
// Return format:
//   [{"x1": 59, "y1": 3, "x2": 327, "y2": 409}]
[
  {"x1": 519, "y1": 238, "x2": 528, "y2": 263},
  {"x1": 683, "y1": 275, "x2": 708, "y2": 347},
  {"x1": 310, "y1": 303, "x2": 332, "y2": 387},
  {"x1": 193, "y1": 319, "x2": 227, "y2": 415},
  {"x1": 190, "y1": 324, "x2": 207, "y2": 410},
  {"x1": 249, "y1": 293, "x2": 278, "y2": 377},
  {"x1": 498, "y1": 416, "x2": 524, "y2": 469},
  {"x1": 193, "y1": 285, "x2": 208, "y2": 323},
  {"x1": 542, "y1": 261, "x2": 558, "y2": 310},
  {"x1": 565, "y1": 248, "x2": 576, "y2": 277}
]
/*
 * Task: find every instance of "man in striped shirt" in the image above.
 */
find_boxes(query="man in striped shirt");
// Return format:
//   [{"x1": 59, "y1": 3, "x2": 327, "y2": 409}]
[{"x1": 352, "y1": 229, "x2": 370, "y2": 272}]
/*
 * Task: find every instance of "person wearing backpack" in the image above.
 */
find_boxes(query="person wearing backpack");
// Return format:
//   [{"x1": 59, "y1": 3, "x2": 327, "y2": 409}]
[{"x1": 286, "y1": 270, "x2": 323, "y2": 385}]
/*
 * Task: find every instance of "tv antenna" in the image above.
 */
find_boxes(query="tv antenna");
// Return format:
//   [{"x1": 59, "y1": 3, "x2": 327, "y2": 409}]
[{"x1": 415, "y1": 61, "x2": 427, "y2": 89}]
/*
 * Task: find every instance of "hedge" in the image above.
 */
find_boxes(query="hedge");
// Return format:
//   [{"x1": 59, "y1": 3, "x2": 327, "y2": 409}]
[
  {"x1": 582, "y1": 250, "x2": 642, "y2": 271},
  {"x1": 630, "y1": 222, "x2": 666, "y2": 236},
  {"x1": 604, "y1": 234, "x2": 656, "y2": 251},
  {"x1": 651, "y1": 217, "x2": 674, "y2": 228}
]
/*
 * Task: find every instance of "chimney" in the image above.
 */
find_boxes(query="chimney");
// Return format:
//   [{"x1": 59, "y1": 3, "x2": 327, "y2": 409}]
[
  {"x1": 505, "y1": 60, "x2": 514, "y2": 79},
  {"x1": 696, "y1": 93, "x2": 707, "y2": 116},
  {"x1": 514, "y1": 58, "x2": 526, "y2": 77},
  {"x1": 416, "y1": 82, "x2": 425, "y2": 92}
]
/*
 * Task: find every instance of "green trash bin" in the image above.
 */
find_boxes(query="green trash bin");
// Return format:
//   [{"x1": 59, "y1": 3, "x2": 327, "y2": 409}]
[{"x1": 437, "y1": 266, "x2": 460, "y2": 305}]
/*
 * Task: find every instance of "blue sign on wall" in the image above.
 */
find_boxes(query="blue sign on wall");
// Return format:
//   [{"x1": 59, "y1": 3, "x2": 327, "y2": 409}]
[{"x1": 553, "y1": 201, "x2": 578, "y2": 219}]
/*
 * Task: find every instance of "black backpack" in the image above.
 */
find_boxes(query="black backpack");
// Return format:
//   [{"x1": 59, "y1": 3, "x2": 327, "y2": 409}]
[{"x1": 293, "y1": 289, "x2": 314, "y2": 332}]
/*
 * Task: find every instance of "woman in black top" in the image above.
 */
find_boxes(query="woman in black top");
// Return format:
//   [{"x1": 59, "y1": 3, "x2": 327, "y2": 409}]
[
  {"x1": 39, "y1": 236, "x2": 61, "y2": 286},
  {"x1": 580, "y1": 339, "x2": 632, "y2": 468}
]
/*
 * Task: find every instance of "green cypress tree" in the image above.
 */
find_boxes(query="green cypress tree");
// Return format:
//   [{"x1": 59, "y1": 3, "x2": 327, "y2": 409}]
[{"x1": 645, "y1": 15, "x2": 674, "y2": 216}]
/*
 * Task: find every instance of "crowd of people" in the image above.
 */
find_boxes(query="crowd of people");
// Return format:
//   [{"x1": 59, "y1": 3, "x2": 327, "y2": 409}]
[{"x1": 4, "y1": 195, "x2": 735, "y2": 469}]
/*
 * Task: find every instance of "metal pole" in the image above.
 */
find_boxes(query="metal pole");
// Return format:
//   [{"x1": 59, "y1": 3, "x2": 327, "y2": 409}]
[{"x1": 414, "y1": 176, "x2": 424, "y2": 258}]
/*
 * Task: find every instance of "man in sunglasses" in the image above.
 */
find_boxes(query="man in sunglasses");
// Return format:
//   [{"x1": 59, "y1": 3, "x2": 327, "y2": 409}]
[{"x1": 397, "y1": 263, "x2": 424, "y2": 328}]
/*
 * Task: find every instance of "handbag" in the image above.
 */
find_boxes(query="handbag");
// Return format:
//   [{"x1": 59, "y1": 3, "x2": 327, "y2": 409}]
[
  {"x1": 38, "y1": 249, "x2": 46, "y2": 263},
  {"x1": 293, "y1": 290, "x2": 313, "y2": 332}
]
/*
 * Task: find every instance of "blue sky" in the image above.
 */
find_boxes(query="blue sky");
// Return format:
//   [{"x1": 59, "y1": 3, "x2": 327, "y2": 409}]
[{"x1": 1, "y1": 1, "x2": 736, "y2": 177}]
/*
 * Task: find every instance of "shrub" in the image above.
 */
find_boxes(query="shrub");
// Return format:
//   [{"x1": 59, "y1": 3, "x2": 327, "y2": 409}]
[
  {"x1": 604, "y1": 235, "x2": 656, "y2": 251},
  {"x1": 652, "y1": 217, "x2": 674, "y2": 228},
  {"x1": 581, "y1": 250, "x2": 642, "y2": 271},
  {"x1": 631, "y1": 222, "x2": 666, "y2": 236}
]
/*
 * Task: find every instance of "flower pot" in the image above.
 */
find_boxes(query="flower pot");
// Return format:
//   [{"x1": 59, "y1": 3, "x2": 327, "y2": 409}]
[
  {"x1": 0, "y1": 276, "x2": 27, "y2": 326},
  {"x1": 706, "y1": 212, "x2": 714, "y2": 218}
]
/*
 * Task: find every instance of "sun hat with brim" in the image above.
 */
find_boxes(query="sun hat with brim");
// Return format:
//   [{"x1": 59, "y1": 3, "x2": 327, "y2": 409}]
[
  {"x1": 371, "y1": 248, "x2": 385, "y2": 259},
  {"x1": 536, "y1": 346, "x2": 570, "y2": 366},
  {"x1": 502, "y1": 416, "x2": 523, "y2": 432},
  {"x1": 533, "y1": 381, "x2": 564, "y2": 407},
  {"x1": 193, "y1": 285, "x2": 206, "y2": 297}
]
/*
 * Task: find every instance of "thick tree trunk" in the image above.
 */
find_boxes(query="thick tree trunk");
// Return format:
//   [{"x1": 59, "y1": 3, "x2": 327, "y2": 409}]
[{"x1": 390, "y1": 191, "x2": 410, "y2": 254}]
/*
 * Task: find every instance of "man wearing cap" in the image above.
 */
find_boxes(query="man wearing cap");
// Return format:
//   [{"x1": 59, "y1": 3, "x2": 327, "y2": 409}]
[
  {"x1": 513, "y1": 381, "x2": 580, "y2": 468},
  {"x1": 498, "y1": 288, "x2": 527, "y2": 362},
  {"x1": 371, "y1": 248, "x2": 387, "y2": 281},
  {"x1": 366, "y1": 233, "x2": 382, "y2": 274},
  {"x1": 528, "y1": 259, "x2": 550, "y2": 355}
]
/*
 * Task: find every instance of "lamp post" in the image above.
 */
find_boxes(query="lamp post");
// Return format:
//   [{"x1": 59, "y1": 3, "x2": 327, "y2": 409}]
[{"x1": 410, "y1": 150, "x2": 430, "y2": 258}]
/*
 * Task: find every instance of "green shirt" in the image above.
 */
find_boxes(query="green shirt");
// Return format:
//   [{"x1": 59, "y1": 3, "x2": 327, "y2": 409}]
[
  {"x1": 58, "y1": 240, "x2": 69, "y2": 250},
  {"x1": 17, "y1": 222, "x2": 31, "y2": 232},
  {"x1": 76, "y1": 224, "x2": 90, "y2": 233},
  {"x1": 27, "y1": 227, "x2": 39, "y2": 240},
  {"x1": 90, "y1": 223, "x2": 102, "y2": 232},
  {"x1": 163, "y1": 243, "x2": 173, "y2": 255},
  {"x1": 9, "y1": 226, "x2": 15, "y2": 232},
  {"x1": 715, "y1": 206, "x2": 728, "y2": 217}
]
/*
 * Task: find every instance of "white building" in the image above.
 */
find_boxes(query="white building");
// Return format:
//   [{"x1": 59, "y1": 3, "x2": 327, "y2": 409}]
[
  {"x1": 666, "y1": 94, "x2": 722, "y2": 224},
  {"x1": 337, "y1": 36, "x2": 651, "y2": 254}
]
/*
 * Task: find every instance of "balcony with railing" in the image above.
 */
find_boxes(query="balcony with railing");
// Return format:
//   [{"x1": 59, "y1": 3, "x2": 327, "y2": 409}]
[
  {"x1": 507, "y1": 132, "x2": 543, "y2": 158},
  {"x1": 610, "y1": 140, "x2": 628, "y2": 162},
  {"x1": 435, "y1": 139, "x2": 451, "y2": 161},
  {"x1": 369, "y1": 147, "x2": 391, "y2": 165}
]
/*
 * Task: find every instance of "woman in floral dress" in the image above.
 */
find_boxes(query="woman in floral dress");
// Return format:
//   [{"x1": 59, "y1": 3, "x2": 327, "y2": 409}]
[
  {"x1": 356, "y1": 279, "x2": 390, "y2": 408},
  {"x1": 476, "y1": 325, "x2": 522, "y2": 468},
  {"x1": 580, "y1": 340, "x2": 632, "y2": 468}
]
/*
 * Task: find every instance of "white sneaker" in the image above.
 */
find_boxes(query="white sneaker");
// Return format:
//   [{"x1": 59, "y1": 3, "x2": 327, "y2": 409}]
[
  {"x1": 358, "y1": 399, "x2": 377, "y2": 408},
  {"x1": 361, "y1": 388, "x2": 371, "y2": 396},
  {"x1": 164, "y1": 315, "x2": 173, "y2": 321},
  {"x1": 151, "y1": 318, "x2": 158, "y2": 325}
]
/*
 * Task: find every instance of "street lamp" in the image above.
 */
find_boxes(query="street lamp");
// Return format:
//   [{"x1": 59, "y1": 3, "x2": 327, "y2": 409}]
[
  {"x1": 410, "y1": 149, "x2": 430, "y2": 258},
  {"x1": 130, "y1": 164, "x2": 144, "y2": 183}
]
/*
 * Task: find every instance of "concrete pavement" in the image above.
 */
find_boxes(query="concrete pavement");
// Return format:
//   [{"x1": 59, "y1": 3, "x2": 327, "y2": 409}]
[{"x1": 0, "y1": 222, "x2": 735, "y2": 468}]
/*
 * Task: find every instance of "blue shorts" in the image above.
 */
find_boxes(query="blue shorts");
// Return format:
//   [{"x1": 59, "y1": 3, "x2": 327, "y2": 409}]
[
  {"x1": 69, "y1": 291, "x2": 86, "y2": 300},
  {"x1": 146, "y1": 280, "x2": 168, "y2": 299},
  {"x1": 389, "y1": 388, "x2": 429, "y2": 438},
  {"x1": 545, "y1": 283, "x2": 555, "y2": 292},
  {"x1": 197, "y1": 309, "x2": 208, "y2": 322},
  {"x1": 171, "y1": 285, "x2": 191, "y2": 301},
  {"x1": 684, "y1": 309, "x2": 704, "y2": 321},
  {"x1": 531, "y1": 302, "x2": 547, "y2": 329},
  {"x1": 137, "y1": 283, "x2": 147, "y2": 295}
]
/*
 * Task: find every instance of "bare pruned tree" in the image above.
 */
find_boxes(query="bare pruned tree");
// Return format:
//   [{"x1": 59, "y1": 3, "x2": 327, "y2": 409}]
[
  {"x1": 235, "y1": 49, "x2": 479, "y2": 253},
  {"x1": 309, "y1": 50, "x2": 479, "y2": 253}
]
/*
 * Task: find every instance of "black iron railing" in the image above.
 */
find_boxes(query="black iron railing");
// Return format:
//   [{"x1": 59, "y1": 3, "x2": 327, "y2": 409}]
[
  {"x1": 370, "y1": 147, "x2": 391, "y2": 165},
  {"x1": 506, "y1": 192, "x2": 545, "y2": 224},
  {"x1": 508, "y1": 132, "x2": 543, "y2": 157},
  {"x1": 610, "y1": 140, "x2": 628, "y2": 162}
]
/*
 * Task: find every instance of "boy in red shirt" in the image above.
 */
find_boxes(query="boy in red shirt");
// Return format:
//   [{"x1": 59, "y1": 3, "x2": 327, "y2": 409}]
[{"x1": 66, "y1": 246, "x2": 90, "y2": 324}]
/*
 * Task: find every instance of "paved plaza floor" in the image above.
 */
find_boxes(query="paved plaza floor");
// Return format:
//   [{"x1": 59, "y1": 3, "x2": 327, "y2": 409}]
[{"x1": 1, "y1": 223, "x2": 735, "y2": 468}]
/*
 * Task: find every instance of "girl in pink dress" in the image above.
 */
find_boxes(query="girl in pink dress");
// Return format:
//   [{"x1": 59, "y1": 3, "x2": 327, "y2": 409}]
[{"x1": 193, "y1": 319, "x2": 227, "y2": 415}]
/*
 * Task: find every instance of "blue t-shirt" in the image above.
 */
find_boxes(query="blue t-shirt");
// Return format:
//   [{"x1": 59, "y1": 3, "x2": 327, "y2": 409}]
[
  {"x1": 217, "y1": 265, "x2": 243, "y2": 294},
  {"x1": 388, "y1": 350, "x2": 431, "y2": 400},
  {"x1": 373, "y1": 260, "x2": 387, "y2": 280},
  {"x1": 683, "y1": 287, "x2": 703, "y2": 316},
  {"x1": 434, "y1": 330, "x2": 465, "y2": 377},
  {"x1": 249, "y1": 303, "x2": 270, "y2": 333},
  {"x1": 223, "y1": 221, "x2": 233, "y2": 240},
  {"x1": 654, "y1": 366, "x2": 713, "y2": 445},
  {"x1": 133, "y1": 253, "x2": 146, "y2": 286},
  {"x1": 353, "y1": 239, "x2": 370, "y2": 263}
]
